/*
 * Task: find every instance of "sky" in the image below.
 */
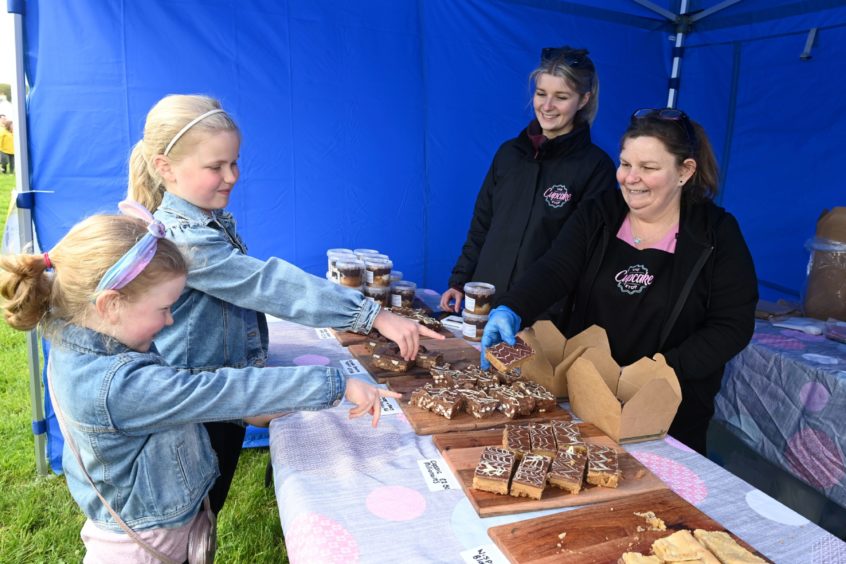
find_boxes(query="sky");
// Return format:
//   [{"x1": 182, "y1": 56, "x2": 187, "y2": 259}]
[{"x1": 1, "y1": 11, "x2": 16, "y2": 86}]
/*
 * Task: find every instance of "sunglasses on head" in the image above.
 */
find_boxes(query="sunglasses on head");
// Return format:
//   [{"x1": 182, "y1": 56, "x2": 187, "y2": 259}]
[
  {"x1": 541, "y1": 47, "x2": 592, "y2": 70},
  {"x1": 631, "y1": 108, "x2": 699, "y2": 154}
]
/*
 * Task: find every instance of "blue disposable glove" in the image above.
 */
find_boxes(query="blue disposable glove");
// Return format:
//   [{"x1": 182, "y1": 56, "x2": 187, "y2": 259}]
[{"x1": 480, "y1": 305, "x2": 522, "y2": 369}]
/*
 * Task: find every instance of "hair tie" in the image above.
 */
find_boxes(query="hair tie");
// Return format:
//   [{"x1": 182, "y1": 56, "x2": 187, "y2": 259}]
[
  {"x1": 43, "y1": 252, "x2": 52, "y2": 269},
  {"x1": 163, "y1": 109, "x2": 226, "y2": 156},
  {"x1": 94, "y1": 200, "x2": 167, "y2": 293}
]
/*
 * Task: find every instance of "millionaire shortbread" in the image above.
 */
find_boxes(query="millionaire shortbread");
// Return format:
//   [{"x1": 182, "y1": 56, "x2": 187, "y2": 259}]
[
  {"x1": 551, "y1": 420, "x2": 586, "y2": 455},
  {"x1": 485, "y1": 336, "x2": 534, "y2": 373},
  {"x1": 509, "y1": 453, "x2": 551, "y2": 500},
  {"x1": 472, "y1": 446, "x2": 517, "y2": 495},
  {"x1": 503, "y1": 423, "x2": 533, "y2": 459},
  {"x1": 529, "y1": 423, "x2": 557, "y2": 458},
  {"x1": 547, "y1": 450, "x2": 587, "y2": 494},
  {"x1": 586, "y1": 444, "x2": 621, "y2": 488}
]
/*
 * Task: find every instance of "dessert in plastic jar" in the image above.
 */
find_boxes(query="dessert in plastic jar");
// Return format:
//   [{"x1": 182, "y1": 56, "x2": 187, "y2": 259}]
[
  {"x1": 461, "y1": 309, "x2": 489, "y2": 342},
  {"x1": 463, "y1": 282, "x2": 495, "y2": 314},
  {"x1": 390, "y1": 280, "x2": 417, "y2": 308},
  {"x1": 390, "y1": 270, "x2": 403, "y2": 283},
  {"x1": 335, "y1": 258, "x2": 365, "y2": 288},
  {"x1": 363, "y1": 284, "x2": 391, "y2": 307},
  {"x1": 327, "y1": 249, "x2": 356, "y2": 282},
  {"x1": 353, "y1": 248, "x2": 381, "y2": 260},
  {"x1": 365, "y1": 257, "x2": 393, "y2": 287}
]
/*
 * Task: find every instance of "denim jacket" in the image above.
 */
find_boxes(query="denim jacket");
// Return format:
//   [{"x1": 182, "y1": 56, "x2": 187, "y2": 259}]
[
  {"x1": 153, "y1": 192, "x2": 380, "y2": 371},
  {"x1": 49, "y1": 322, "x2": 345, "y2": 531}
]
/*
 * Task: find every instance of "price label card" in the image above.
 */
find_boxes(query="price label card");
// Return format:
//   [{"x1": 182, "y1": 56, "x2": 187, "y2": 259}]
[
  {"x1": 315, "y1": 327, "x2": 334, "y2": 339},
  {"x1": 460, "y1": 544, "x2": 509, "y2": 564},
  {"x1": 417, "y1": 458, "x2": 461, "y2": 491},
  {"x1": 340, "y1": 358, "x2": 367, "y2": 376},
  {"x1": 378, "y1": 394, "x2": 401, "y2": 416}
]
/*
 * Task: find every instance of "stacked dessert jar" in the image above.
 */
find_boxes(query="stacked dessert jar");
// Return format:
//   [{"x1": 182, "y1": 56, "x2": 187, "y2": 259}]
[
  {"x1": 326, "y1": 248, "x2": 356, "y2": 282},
  {"x1": 363, "y1": 254, "x2": 393, "y2": 307},
  {"x1": 461, "y1": 282, "x2": 495, "y2": 342},
  {"x1": 390, "y1": 280, "x2": 417, "y2": 308}
]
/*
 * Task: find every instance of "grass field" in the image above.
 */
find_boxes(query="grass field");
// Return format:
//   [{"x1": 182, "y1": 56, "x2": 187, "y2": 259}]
[{"x1": 0, "y1": 174, "x2": 289, "y2": 562}]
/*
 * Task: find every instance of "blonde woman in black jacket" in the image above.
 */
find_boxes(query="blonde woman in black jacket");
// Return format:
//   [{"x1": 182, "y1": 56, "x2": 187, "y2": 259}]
[
  {"x1": 440, "y1": 47, "x2": 616, "y2": 314},
  {"x1": 485, "y1": 109, "x2": 758, "y2": 454}
]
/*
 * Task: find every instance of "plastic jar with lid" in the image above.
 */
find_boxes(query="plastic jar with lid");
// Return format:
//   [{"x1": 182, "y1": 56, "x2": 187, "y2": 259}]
[
  {"x1": 461, "y1": 309, "x2": 489, "y2": 342},
  {"x1": 390, "y1": 280, "x2": 417, "y2": 308},
  {"x1": 463, "y1": 282, "x2": 495, "y2": 314}
]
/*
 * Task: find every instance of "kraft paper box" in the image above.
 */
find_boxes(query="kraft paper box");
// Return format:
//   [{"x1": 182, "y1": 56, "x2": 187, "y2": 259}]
[
  {"x1": 516, "y1": 321, "x2": 611, "y2": 398},
  {"x1": 567, "y1": 349, "x2": 681, "y2": 444}
]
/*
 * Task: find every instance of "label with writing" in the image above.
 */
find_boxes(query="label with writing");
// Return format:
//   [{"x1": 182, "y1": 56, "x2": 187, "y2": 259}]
[
  {"x1": 462, "y1": 322, "x2": 477, "y2": 339},
  {"x1": 417, "y1": 458, "x2": 461, "y2": 491},
  {"x1": 315, "y1": 327, "x2": 334, "y2": 340},
  {"x1": 391, "y1": 293, "x2": 403, "y2": 307},
  {"x1": 441, "y1": 315, "x2": 464, "y2": 331},
  {"x1": 465, "y1": 296, "x2": 476, "y2": 312},
  {"x1": 366, "y1": 270, "x2": 375, "y2": 284},
  {"x1": 460, "y1": 544, "x2": 509, "y2": 564},
  {"x1": 378, "y1": 394, "x2": 401, "y2": 415},
  {"x1": 340, "y1": 358, "x2": 368, "y2": 376}
]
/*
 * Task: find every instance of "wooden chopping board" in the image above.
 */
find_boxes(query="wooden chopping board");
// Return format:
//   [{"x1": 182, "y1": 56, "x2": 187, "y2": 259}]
[
  {"x1": 389, "y1": 378, "x2": 572, "y2": 435},
  {"x1": 433, "y1": 424, "x2": 667, "y2": 517},
  {"x1": 488, "y1": 489, "x2": 770, "y2": 563},
  {"x1": 348, "y1": 338, "x2": 481, "y2": 383}
]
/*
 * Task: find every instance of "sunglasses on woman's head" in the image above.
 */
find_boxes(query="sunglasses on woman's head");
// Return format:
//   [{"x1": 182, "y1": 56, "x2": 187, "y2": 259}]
[
  {"x1": 541, "y1": 47, "x2": 593, "y2": 70},
  {"x1": 631, "y1": 108, "x2": 699, "y2": 154}
]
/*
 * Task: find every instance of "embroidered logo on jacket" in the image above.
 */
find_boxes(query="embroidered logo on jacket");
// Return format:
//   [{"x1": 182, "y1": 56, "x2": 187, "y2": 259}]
[
  {"x1": 615, "y1": 264, "x2": 654, "y2": 295},
  {"x1": 543, "y1": 184, "x2": 572, "y2": 208}
]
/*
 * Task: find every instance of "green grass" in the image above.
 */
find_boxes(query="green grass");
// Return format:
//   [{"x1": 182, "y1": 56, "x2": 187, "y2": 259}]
[{"x1": 0, "y1": 174, "x2": 288, "y2": 562}]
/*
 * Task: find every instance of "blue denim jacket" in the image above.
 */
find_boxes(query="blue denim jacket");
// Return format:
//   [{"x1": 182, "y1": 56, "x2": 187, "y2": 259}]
[
  {"x1": 49, "y1": 322, "x2": 345, "y2": 531},
  {"x1": 153, "y1": 192, "x2": 380, "y2": 371}
]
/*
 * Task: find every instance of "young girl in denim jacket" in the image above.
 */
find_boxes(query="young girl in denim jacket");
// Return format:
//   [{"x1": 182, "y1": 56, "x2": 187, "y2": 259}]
[
  {"x1": 0, "y1": 209, "x2": 399, "y2": 562},
  {"x1": 127, "y1": 94, "x2": 441, "y2": 514}
]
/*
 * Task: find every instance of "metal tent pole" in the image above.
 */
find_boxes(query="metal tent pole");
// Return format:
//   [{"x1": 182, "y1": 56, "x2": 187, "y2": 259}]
[{"x1": 8, "y1": 1, "x2": 48, "y2": 476}]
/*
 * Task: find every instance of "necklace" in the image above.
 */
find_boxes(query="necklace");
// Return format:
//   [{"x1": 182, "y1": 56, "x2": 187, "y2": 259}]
[{"x1": 629, "y1": 214, "x2": 679, "y2": 247}]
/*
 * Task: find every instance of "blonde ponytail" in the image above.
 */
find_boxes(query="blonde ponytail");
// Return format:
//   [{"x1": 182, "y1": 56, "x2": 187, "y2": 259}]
[{"x1": 127, "y1": 140, "x2": 167, "y2": 212}]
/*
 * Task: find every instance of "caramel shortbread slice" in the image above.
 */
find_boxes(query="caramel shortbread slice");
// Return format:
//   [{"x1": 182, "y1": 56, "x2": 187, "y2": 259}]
[
  {"x1": 485, "y1": 336, "x2": 535, "y2": 373},
  {"x1": 471, "y1": 446, "x2": 517, "y2": 495},
  {"x1": 503, "y1": 423, "x2": 533, "y2": 459},
  {"x1": 530, "y1": 423, "x2": 557, "y2": 458},
  {"x1": 509, "y1": 453, "x2": 551, "y2": 500},
  {"x1": 552, "y1": 420, "x2": 586, "y2": 455},
  {"x1": 547, "y1": 450, "x2": 587, "y2": 494},
  {"x1": 587, "y1": 444, "x2": 621, "y2": 488}
]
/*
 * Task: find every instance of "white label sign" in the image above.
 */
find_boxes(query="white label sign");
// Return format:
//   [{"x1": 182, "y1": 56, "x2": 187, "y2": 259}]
[
  {"x1": 340, "y1": 358, "x2": 367, "y2": 376},
  {"x1": 417, "y1": 458, "x2": 461, "y2": 491},
  {"x1": 378, "y1": 394, "x2": 400, "y2": 416},
  {"x1": 315, "y1": 327, "x2": 334, "y2": 340},
  {"x1": 460, "y1": 545, "x2": 509, "y2": 564}
]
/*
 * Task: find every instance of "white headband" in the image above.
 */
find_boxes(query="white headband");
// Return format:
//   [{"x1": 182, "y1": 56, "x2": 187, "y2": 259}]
[{"x1": 163, "y1": 109, "x2": 226, "y2": 156}]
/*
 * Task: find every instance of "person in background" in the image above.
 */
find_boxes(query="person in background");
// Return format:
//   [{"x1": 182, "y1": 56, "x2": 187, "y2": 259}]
[
  {"x1": 0, "y1": 211, "x2": 399, "y2": 561},
  {"x1": 127, "y1": 94, "x2": 442, "y2": 516},
  {"x1": 481, "y1": 109, "x2": 758, "y2": 454},
  {"x1": 0, "y1": 118, "x2": 13, "y2": 174},
  {"x1": 440, "y1": 46, "x2": 616, "y2": 316}
]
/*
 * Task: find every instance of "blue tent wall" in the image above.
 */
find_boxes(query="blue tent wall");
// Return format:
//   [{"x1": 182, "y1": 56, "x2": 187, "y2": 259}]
[{"x1": 16, "y1": 0, "x2": 845, "y2": 472}]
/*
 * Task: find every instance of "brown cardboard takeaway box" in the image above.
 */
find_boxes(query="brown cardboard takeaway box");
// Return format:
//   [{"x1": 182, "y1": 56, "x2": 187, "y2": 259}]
[{"x1": 518, "y1": 321, "x2": 682, "y2": 443}]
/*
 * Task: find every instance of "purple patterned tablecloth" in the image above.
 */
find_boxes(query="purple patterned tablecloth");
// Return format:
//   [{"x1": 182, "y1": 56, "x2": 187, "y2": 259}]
[
  {"x1": 714, "y1": 319, "x2": 846, "y2": 509},
  {"x1": 267, "y1": 313, "x2": 845, "y2": 563}
]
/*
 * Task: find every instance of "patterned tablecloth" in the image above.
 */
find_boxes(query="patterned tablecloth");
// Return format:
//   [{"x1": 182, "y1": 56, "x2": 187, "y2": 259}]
[
  {"x1": 714, "y1": 319, "x2": 846, "y2": 509},
  {"x1": 267, "y1": 301, "x2": 845, "y2": 563}
]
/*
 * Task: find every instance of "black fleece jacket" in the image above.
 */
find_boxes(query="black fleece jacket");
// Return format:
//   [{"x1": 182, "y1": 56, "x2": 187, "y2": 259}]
[
  {"x1": 500, "y1": 189, "x2": 758, "y2": 424},
  {"x1": 447, "y1": 121, "x2": 616, "y2": 302}
]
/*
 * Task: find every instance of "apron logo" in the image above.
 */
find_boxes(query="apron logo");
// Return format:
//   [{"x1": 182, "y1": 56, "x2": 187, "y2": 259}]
[
  {"x1": 615, "y1": 264, "x2": 654, "y2": 295},
  {"x1": 543, "y1": 184, "x2": 572, "y2": 208}
]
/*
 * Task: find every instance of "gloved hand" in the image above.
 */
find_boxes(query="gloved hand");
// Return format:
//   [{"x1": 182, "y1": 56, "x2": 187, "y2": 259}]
[{"x1": 480, "y1": 305, "x2": 522, "y2": 369}]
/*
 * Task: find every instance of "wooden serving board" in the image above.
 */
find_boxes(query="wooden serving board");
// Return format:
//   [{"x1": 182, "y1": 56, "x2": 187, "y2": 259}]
[
  {"x1": 488, "y1": 489, "x2": 770, "y2": 563},
  {"x1": 391, "y1": 381, "x2": 572, "y2": 435},
  {"x1": 348, "y1": 338, "x2": 481, "y2": 383},
  {"x1": 433, "y1": 424, "x2": 667, "y2": 517}
]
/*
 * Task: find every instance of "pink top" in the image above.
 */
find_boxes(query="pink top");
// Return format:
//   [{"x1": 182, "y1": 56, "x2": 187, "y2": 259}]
[{"x1": 617, "y1": 215, "x2": 678, "y2": 253}]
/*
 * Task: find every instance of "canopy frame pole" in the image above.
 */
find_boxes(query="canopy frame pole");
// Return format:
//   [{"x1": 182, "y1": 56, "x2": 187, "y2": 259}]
[{"x1": 8, "y1": 1, "x2": 48, "y2": 476}]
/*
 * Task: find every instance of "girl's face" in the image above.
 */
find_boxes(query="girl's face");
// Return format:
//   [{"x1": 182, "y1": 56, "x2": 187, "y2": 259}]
[
  {"x1": 533, "y1": 73, "x2": 588, "y2": 139},
  {"x1": 165, "y1": 130, "x2": 240, "y2": 211},
  {"x1": 617, "y1": 136, "x2": 695, "y2": 220},
  {"x1": 112, "y1": 275, "x2": 186, "y2": 352}
]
